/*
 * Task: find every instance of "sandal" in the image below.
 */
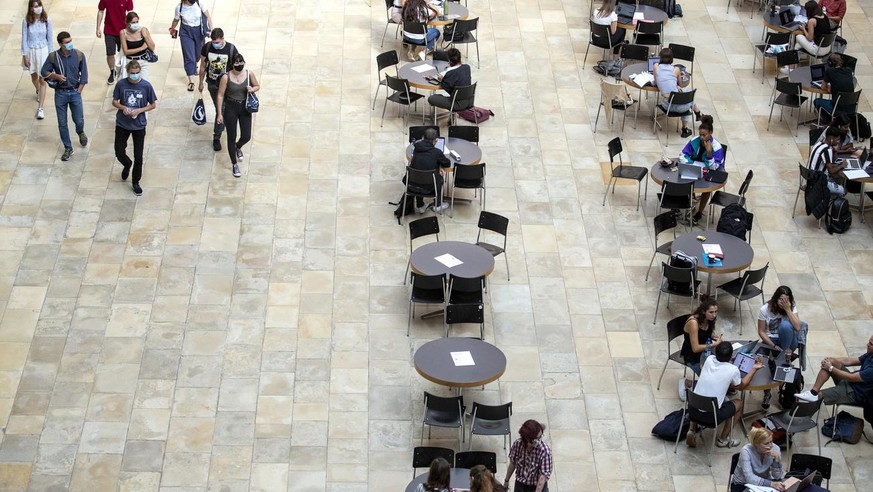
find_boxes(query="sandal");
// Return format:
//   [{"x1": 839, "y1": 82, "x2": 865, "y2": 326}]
[
  {"x1": 716, "y1": 437, "x2": 740, "y2": 448},
  {"x1": 187, "y1": 82, "x2": 195, "y2": 92}
]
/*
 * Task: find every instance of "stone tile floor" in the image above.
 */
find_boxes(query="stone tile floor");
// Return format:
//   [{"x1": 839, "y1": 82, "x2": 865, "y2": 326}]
[{"x1": 0, "y1": 0, "x2": 872, "y2": 489}]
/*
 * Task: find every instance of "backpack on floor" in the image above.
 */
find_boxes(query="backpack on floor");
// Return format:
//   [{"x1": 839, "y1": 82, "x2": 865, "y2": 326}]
[
  {"x1": 593, "y1": 58, "x2": 624, "y2": 77},
  {"x1": 778, "y1": 370, "x2": 804, "y2": 412},
  {"x1": 825, "y1": 197, "x2": 851, "y2": 234},
  {"x1": 458, "y1": 106, "x2": 494, "y2": 124},
  {"x1": 822, "y1": 411, "x2": 865, "y2": 444},
  {"x1": 390, "y1": 192, "x2": 416, "y2": 225},
  {"x1": 716, "y1": 203, "x2": 750, "y2": 241},
  {"x1": 651, "y1": 409, "x2": 690, "y2": 441},
  {"x1": 849, "y1": 113, "x2": 872, "y2": 142},
  {"x1": 752, "y1": 418, "x2": 789, "y2": 447}
]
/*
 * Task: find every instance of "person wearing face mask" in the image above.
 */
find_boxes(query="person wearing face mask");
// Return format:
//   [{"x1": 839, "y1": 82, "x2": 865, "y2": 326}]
[
  {"x1": 199, "y1": 28, "x2": 238, "y2": 152},
  {"x1": 21, "y1": 0, "x2": 53, "y2": 120},
  {"x1": 216, "y1": 53, "x2": 260, "y2": 178},
  {"x1": 120, "y1": 12, "x2": 155, "y2": 80},
  {"x1": 96, "y1": 0, "x2": 133, "y2": 85},
  {"x1": 503, "y1": 420, "x2": 552, "y2": 492},
  {"x1": 730, "y1": 427, "x2": 785, "y2": 492},
  {"x1": 41, "y1": 32, "x2": 89, "y2": 162},
  {"x1": 111, "y1": 60, "x2": 157, "y2": 196}
]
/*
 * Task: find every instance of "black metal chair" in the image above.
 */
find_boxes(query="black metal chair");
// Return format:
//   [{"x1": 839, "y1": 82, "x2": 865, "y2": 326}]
[
  {"x1": 656, "y1": 314, "x2": 693, "y2": 391},
  {"x1": 409, "y1": 125, "x2": 440, "y2": 143},
  {"x1": 381, "y1": 0, "x2": 401, "y2": 47},
  {"x1": 841, "y1": 53, "x2": 857, "y2": 73},
  {"x1": 408, "y1": 272, "x2": 446, "y2": 336},
  {"x1": 382, "y1": 75, "x2": 425, "y2": 130},
  {"x1": 752, "y1": 32, "x2": 792, "y2": 83},
  {"x1": 789, "y1": 453, "x2": 832, "y2": 489},
  {"x1": 421, "y1": 391, "x2": 465, "y2": 443},
  {"x1": 594, "y1": 79, "x2": 637, "y2": 132},
  {"x1": 444, "y1": 17, "x2": 480, "y2": 68},
  {"x1": 656, "y1": 181, "x2": 694, "y2": 226},
  {"x1": 653, "y1": 262, "x2": 699, "y2": 324},
  {"x1": 448, "y1": 125, "x2": 479, "y2": 144},
  {"x1": 602, "y1": 137, "x2": 648, "y2": 211},
  {"x1": 632, "y1": 20, "x2": 663, "y2": 53},
  {"x1": 727, "y1": 453, "x2": 741, "y2": 490},
  {"x1": 817, "y1": 90, "x2": 862, "y2": 127},
  {"x1": 584, "y1": 21, "x2": 616, "y2": 67},
  {"x1": 715, "y1": 263, "x2": 769, "y2": 335},
  {"x1": 439, "y1": 83, "x2": 477, "y2": 126},
  {"x1": 775, "y1": 49, "x2": 800, "y2": 76},
  {"x1": 646, "y1": 211, "x2": 678, "y2": 281},
  {"x1": 799, "y1": 32, "x2": 837, "y2": 64},
  {"x1": 445, "y1": 302, "x2": 485, "y2": 339},
  {"x1": 455, "y1": 451, "x2": 497, "y2": 474},
  {"x1": 412, "y1": 446, "x2": 455, "y2": 478},
  {"x1": 475, "y1": 211, "x2": 509, "y2": 281},
  {"x1": 403, "y1": 20, "x2": 429, "y2": 51},
  {"x1": 405, "y1": 216, "x2": 441, "y2": 283},
  {"x1": 791, "y1": 163, "x2": 812, "y2": 219},
  {"x1": 654, "y1": 89, "x2": 697, "y2": 146},
  {"x1": 673, "y1": 392, "x2": 721, "y2": 466},
  {"x1": 668, "y1": 43, "x2": 695, "y2": 88},
  {"x1": 707, "y1": 169, "x2": 753, "y2": 228},
  {"x1": 620, "y1": 43, "x2": 649, "y2": 64},
  {"x1": 450, "y1": 163, "x2": 485, "y2": 216},
  {"x1": 373, "y1": 50, "x2": 399, "y2": 111},
  {"x1": 769, "y1": 78, "x2": 808, "y2": 136},
  {"x1": 404, "y1": 167, "x2": 440, "y2": 224},
  {"x1": 768, "y1": 399, "x2": 823, "y2": 458},
  {"x1": 469, "y1": 402, "x2": 513, "y2": 450}
]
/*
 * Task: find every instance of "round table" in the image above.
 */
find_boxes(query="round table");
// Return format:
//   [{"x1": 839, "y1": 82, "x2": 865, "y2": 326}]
[
  {"x1": 672, "y1": 231, "x2": 754, "y2": 295},
  {"x1": 409, "y1": 241, "x2": 495, "y2": 277},
  {"x1": 427, "y1": 2, "x2": 469, "y2": 26},
  {"x1": 405, "y1": 137, "x2": 483, "y2": 167},
  {"x1": 789, "y1": 65, "x2": 858, "y2": 94},
  {"x1": 617, "y1": 5, "x2": 669, "y2": 30},
  {"x1": 649, "y1": 162, "x2": 728, "y2": 194},
  {"x1": 762, "y1": 12, "x2": 802, "y2": 34},
  {"x1": 406, "y1": 468, "x2": 471, "y2": 492},
  {"x1": 620, "y1": 62, "x2": 692, "y2": 93},
  {"x1": 399, "y1": 60, "x2": 451, "y2": 91},
  {"x1": 414, "y1": 338, "x2": 506, "y2": 387}
]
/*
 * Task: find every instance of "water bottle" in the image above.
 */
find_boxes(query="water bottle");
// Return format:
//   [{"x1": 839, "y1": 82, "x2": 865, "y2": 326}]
[{"x1": 703, "y1": 338, "x2": 713, "y2": 359}]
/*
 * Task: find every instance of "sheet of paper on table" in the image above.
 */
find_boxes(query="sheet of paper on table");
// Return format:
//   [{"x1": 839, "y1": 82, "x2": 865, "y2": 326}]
[
  {"x1": 633, "y1": 12, "x2": 645, "y2": 19},
  {"x1": 702, "y1": 244, "x2": 723, "y2": 257},
  {"x1": 451, "y1": 351, "x2": 475, "y2": 366},
  {"x1": 411, "y1": 64, "x2": 436, "y2": 73},
  {"x1": 843, "y1": 169, "x2": 870, "y2": 180},
  {"x1": 435, "y1": 253, "x2": 464, "y2": 268},
  {"x1": 732, "y1": 342, "x2": 744, "y2": 350}
]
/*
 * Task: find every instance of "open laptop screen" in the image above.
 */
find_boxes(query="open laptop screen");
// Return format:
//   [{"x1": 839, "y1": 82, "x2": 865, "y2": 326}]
[
  {"x1": 809, "y1": 63, "x2": 825, "y2": 81},
  {"x1": 732, "y1": 353, "x2": 757, "y2": 374},
  {"x1": 434, "y1": 137, "x2": 446, "y2": 152},
  {"x1": 647, "y1": 56, "x2": 660, "y2": 73}
]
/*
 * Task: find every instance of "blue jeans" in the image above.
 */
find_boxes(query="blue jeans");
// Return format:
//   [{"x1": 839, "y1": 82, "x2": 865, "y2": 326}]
[
  {"x1": 179, "y1": 23, "x2": 204, "y2": 76},
  {"x1": 769, "y1": 319, "x2": 798, "y2": 351},
  {"x1": 54, "y1": 89, "x2": 84, "y2": 149},
  {"x1": 404, "y1": 28, "x2": 440, "y2": 50},
  {"x1": 689, "y1": 362, "x2": 702, "y2": 376}
]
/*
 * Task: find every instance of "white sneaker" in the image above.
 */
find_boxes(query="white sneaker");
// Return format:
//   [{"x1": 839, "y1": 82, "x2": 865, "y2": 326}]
[
  {"x1": 779, "y1": 66, "x2": 790, "y2": 75},
  {"x1": 419, "y1": 48, "x2": 427, "y2": 61},
  {"x1": 433, "y1": 202, "x2": 450, "y2": 213},
  {"x1": 678, "y1": 378, "x2": 687, "y2": 402},
  {"x1": 417, "y1": 204, "x2": 430, "y2": 214},
  {"x1": 794, "y1": 389, "x2": 818, "y2": 402},
  {"x1": 36, "y1": 108, "x2": 44, "y2": 120}
]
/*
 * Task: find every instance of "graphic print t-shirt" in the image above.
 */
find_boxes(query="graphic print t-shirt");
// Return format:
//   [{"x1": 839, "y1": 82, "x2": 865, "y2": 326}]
[
  {"x1": 113, "y1": 78, "x2": 157, "y2": 131},
  {"x1": 200, "y1": 41, "x2": 236, "y2": 84}
]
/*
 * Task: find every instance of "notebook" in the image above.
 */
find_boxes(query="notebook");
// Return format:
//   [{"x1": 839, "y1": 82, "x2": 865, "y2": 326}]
[
  {"x1": 434, "y1": 137, "x2": 446, "y2": 153},
  {"x1": 678, "y1": 163, "x2": 703, "y2": 180}
]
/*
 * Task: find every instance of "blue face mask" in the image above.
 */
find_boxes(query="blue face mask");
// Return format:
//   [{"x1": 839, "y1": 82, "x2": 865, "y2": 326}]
[
  {"x1": 129, "y1": 73, "x2": 141, "y2": 81},
  {"x1": 64, "y1": 42, "x2": 74, "y2": 51},
  {"x1": 212, "y1": 42, "x2": 222, "y2": 49}
]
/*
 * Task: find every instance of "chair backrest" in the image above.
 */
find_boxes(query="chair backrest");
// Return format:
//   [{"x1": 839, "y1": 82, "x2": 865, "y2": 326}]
[
  {"x1": 815, "y1": 32, "x2": 837, "y2": 50},
  {"x1": 764, "y1": 31, "x2": 792, "y2": 48},
  {"x1": 776, "y1": 49, "x2": 800, "y2": 67},
  {"x1": 775, "y1": 77, "x2": 802, "y2": 97},
  {"x1": 409, "y1": 125, "x2": 440, "y2": 143},
  {"x1": 729, "y1": 452, "x2": 741, "y2": 481},
  {"x1": 841, "y1": 54, "x2": 858, "y2": 73},
  {"x1": 454, "y1": 163, "x2": 485, "y2": 183},
  {"x1": 477, "y1": 211, "x2": 509, "y2": 236},
  {"x1": 662, "y1": 262, "x2": 697, "y2": 286},
  {"x1": 376, "y1": 50, "x2": 399, "y2": 73},
  {"x1": 432, "y1": 49, "x2": 450, "y2": 62},
  {"x1": 635, "y1": 20, "x2": 663, "y2": 34},
  {"x1": 455, "y1": 451, "x2": 497, "y2": 474},
  {"x1": 833, "y1": 90, "x2": 862, "y2": 112},
  {"x1": 447, "y1": 274, "x2": 485, "y2": 296},
  {"x1": 738, "y1": 169, "x2": 754, "y2": 196},
  {"x1": 450, "y1": 83, "x2": 477, "y2": 109},
  {"x1": 406, "y1": 167, "x2": 439, "y2": 196},
  {"x1": 686, "y1": 391, "x2": 718, "y2": 416},
  {"x1": 620, "y1": 43, "x2": 649, "y2": 63},
  {"x1": 471, "y1": 401, "x2": 512, "y2": 421},
  {"x1": 386, "y1": 74, "x2": 411, "y2": 94},
  {"x1": 653, "y1": 210, "x2": 678, "y2": 239},
  {"x1": 789, "y1": 453, "x2": 832, "y2": 480},
  {"x1": 808, "y1": 127, "x2": 825, "y2": 146},
  {"x1": 384, "y1": 0, "x2": 394, "y2": 11},
  {"x1": 666, "y1": 89, "x2": 696, "y2": 107},
  {"x1": 798, "y1": 163, "x2": 811, "y2": 184},
  {"x1": 668, "y1": 43, "x2": 695, "y2": 64},
  {"x1": 789, "y1": 398, "x2": 822, "y2": 419},
  {"x1": 409, "y1": 216, "x2": 440, "y2": 242},
  {"x1": 589, "y1": 20, "x2": 613, "y2": 44},
  {"x1": 424, "y1": 391, "x2": 464, "y2": 413},
  {"x1": 661, "y1": 180, "x2": 694, "y2": 200},
  {"x1": 445, "y1": 302, "x2": 484, "y2": 324},
  {"x1": 413, "y1": 446, "x2": 455, "y2": 470},
  {"x1": 403, "y1": 20, "x2": 427, "y2": 36},
  {"x1": 666, "y1": 314, "x2": 688, "y2": 343},
  {"x1": 740, "y1": 262, "x2": 768, "y2": 288},
  {"x1": 448, "y1": 125, "x2": 479, "y2": 143},
  {"x1": 453, "y1": 17, "x2": 478, "y2": 32},
  {"x1": 608, "y1": 137, "x2": 623, "y2": 163},
  {"x1": 411, "y1": 271, "x2": 447, "y2": 292}
]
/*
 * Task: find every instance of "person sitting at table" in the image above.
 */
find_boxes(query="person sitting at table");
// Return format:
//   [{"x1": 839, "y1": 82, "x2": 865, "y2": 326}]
[
  {"x1": 678, "y1": 299, "x2": 722, "y2": 401},
  {"x1": 795, "y1": 1, "x2": 832, "y2": 59},
  {"x1": 591, "y1": 0, "x2": 626, "y2": 71},
  {"x1": 730, "y1": 427, "x2": 786, "y2": 492},
  {"x1": 454, "y1": 465, "x2": 505, "y2": 492},
  {"x1": 653, "y1": 47, "x2": 702, "y2": 138},
  {"x1": 391, "y1": 0, "x2": 406, "y2": 23},
  {"x1": 757, "y1": 286, "x2": 804, "y2": 409},
  {"x1": 685, "y1": 341, "x2": 763, "y2": 449},
  {"x1": 681, "y1": 115, "x2": 726, "y2": 224},
  {"x1": 795, "y1": 334, "x2": 873, "y2": 407},
  {"x1": 808, "y1": 125, "x2": 847, "y2": 196},
  {"x1": 428, "y1": 48, "x2": 472, "y2": 117},
  {"x1": 816, "y1": 113, "x2": 864, "y2": 158},
  {"x1": 409, "y1": 127, "x2": 452, "y2": 214},
  {"x1": 819, "y1": 0, "x2": 846, "y2": 30},
  {"x1": 814, "y1": 53, "x2": 855, "y2": 124},
  {"x1": 402, "y1": 0, "x2": 440, "y2": 62},
  {"x1": 416, "y1": 457, "x2": 452, "y2": 492}
]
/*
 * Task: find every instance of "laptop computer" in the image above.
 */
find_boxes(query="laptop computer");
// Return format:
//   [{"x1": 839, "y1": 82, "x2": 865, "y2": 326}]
[
  {"x1": 732, "y1": 352, "x2": 757, "y2": 375},
  {"x1": 778, "y1": 9, "x2": 804, "y2": 30},
  {"x1": 616, "y1": 1, "x2": 636, "y2": 25},
  {"x1": 704, "y1": 169, "x2": 728, "y2": 184},
  {"x1": 844, "y1": 148, "x2": 868, "y2": 169},
  {"x1": 678, "y1": 163, "x2": 703, "y2": 180},
  {"x1": 809, "y1": 63, "x2": 825, "y2": 88},
  {"x1": 773, "y1": 365, "x2": 799, "y2": 383},
  {"x1": 434, "y1": 137, "x2": 446, "y2": 153},
  {"x1": 647, "y1": 56, "x2": 660, "y2": 73},
  {"x1": 746, "y1": 470, "x2": 817, "y2": 492}
]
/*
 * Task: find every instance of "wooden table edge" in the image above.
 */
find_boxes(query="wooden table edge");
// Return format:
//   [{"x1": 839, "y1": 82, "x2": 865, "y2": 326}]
[{"x1": 413, "y1": 363, "x2": 505, "y2": 388}]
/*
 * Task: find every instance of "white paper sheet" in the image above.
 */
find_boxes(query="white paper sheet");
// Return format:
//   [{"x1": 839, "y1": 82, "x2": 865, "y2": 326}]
[
  {"x1": 451, "y1": 351, "x2": 475, "y2": 366},
  {"x1": 411, "y1": 64, "x2": 436, "y2": 73},
  {"x1": 843, "y1": 169, "x2": 870, "y2": 180},
  {"x1": 434, "y1": 253, "x2": 463, "y2": 268},
  {"x1": 633, "y1": 12, "x2": 645, "y2": 20},
  {"x1": 702, "y1": 244, "x2": 723, "y2": 256}
]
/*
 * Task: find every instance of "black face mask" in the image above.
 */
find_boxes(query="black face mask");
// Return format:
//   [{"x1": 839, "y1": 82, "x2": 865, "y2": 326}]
[{"x1": 234, "y1": 64, "x2": 245, "y2": 71}]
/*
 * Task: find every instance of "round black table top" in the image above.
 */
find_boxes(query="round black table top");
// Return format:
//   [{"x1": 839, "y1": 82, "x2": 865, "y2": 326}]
[
  {"x1": 405, "y1": 137, "x2": 483, "y2": 166},
  {"x1": 671, "y1": 231, "x2": 754, "y2": 274},
  {"x1": 414, "y1": 338, "x2": 506, "y2": 387},
  {"x1": 789, "y1": 66, "x2": 858, "y2": 94},
  {"x1": 617, "y1": 5, "x2": 669, "y2": 30},
  {"x1": 406, "y1": 468, "x2": 471, "y2": 492},
  {"x1": 763, "y1": 12, "x2": 803, "y2": 34},
  {"x1": 649, "y1": 162, "x2": 727, "y2": 193},
  {"x1": 409, "y1": 241, "x2": 495, "y2": 278},
  {"x1": 428, "y1": 2, "x2": 469, "y2": 25},
  {"x1": 398, "y1": 60, "x2": 451, "y2": 91}
]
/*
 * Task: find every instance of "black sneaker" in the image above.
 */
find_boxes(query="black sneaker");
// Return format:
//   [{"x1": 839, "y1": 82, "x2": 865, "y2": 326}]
[
  {"x1": 236, "y1": 148, "x2": 244, "y2": 161},
  {"x1": 761, "y1": 390, "x2": 771, "y2": 410},
  {"x1": 61, "y1": 147, "x2": 73, "y2": 161},
  {"x1": 681, "y1": 127, "x2": 693, "y2": 138},
  {"x1": 132, "y1": 183, "x2": 143, "y2": 196},
  {"x1": 232, "y1": 164, "x2": 241, "y2": 178},
  {"x1": 121, "y1": 163, "x2": 131, "y2": 181},
  {"x1": 691, "y1": 212, "x2": 703, "y2": 225},
  {"x1": 78, "y1": 132, "x2": 88, "y2": 147},
  {"x1": 213, "y1": 139, "x2": 222, "y2": 151},
  {"x1": 107, "y1": 70, "x2": 115, "y2": 85}
]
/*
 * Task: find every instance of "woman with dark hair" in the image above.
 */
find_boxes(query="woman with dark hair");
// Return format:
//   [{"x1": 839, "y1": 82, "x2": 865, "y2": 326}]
[
  {"x1": 402, "y1": 0, "x2": 440, "y2": 61},
  {"x1": 416, "y1": 457, "x2": 451, "y2": 492},
  {"x1": 679, "y1": 298, "x2": 721, "y2": 400},
  {"x1": 120, "y1": 11, "x2": 156, "y2": 79},
  {"x1": 428, "y1": 48, "x2": 472, "y2": 116},
  {"x1": 758, "y1": 286, "x2": 802, "y2": 358},
  {"x1": 817, "y1": 112, "x2": 864, "y2": 157},
  {"x1": 796, "y1": 0, "x2": 832, "y2": 58},
  {"x1": 21, "y1": 0, "x2": 52, "y2": 120},
  {"x1": 216, "y1": 52, "x2": 260, "y2": 178},
  {"x1": 503, "y1": 420, "x2": 552, "y2": 492},
  {"x1": 653, "y1": 47, "x2": 701, "y2": 138},
  {"x1": 681, "y1": 115, "x2": 726, "y2": 223}
]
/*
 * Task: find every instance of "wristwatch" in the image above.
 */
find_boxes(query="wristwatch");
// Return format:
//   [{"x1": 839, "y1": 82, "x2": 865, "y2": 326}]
[{"x1": 828, "y1": 365, "x2": 833, "y2": 373}]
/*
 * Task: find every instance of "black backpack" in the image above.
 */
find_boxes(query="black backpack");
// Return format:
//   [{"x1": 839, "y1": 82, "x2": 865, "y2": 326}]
[
  {"x1": 849, "y1": 114, "x2": 872, "y2": 142},
  {"x1": 667, "y1": 250, "x2": 697, "y2": 293},
  {"x1": 651, "y1": 409, "x2": 690, "y2": 441},
  {"x1": 778, "y1": 369, "x2": 804, "y2": 412},
  {"x1": 390, "y1": 192, "x2": 416, "y2": 225},
  {"x1": 717, "y1": 203, "x2": 750, "y2": 241},
  {"x1": 826, "y1": 197, "x2": 852, "y2": 234}
]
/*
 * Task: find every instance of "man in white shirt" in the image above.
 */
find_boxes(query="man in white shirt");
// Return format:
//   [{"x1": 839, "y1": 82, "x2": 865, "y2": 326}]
[{"x1": 687, "y1": 342, "x2": 763, "y2": 448}]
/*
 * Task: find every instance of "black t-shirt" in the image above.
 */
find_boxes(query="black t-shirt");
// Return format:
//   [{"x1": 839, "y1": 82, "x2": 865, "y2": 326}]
[
  {"x1": 824, "y1": 66, "x2": 855, "y2": 109},
  {"x1": 201, "y1": 41, "x2": 237, "y2": 85}
]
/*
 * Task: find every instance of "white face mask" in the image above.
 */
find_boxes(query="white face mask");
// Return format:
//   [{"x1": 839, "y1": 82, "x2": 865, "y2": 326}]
[{"x1": 33, "y1": 6, "x2": 43, "y2": 14}]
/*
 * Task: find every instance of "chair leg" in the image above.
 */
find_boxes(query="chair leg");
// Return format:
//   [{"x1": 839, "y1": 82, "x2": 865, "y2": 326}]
[
  {"x1": 645, "y1": 251, "x2": 658, "y2": 281},
  {"x1": 504, "y1": 253, "x2": 510, "y2": 281},
  {"x1": 656, "y1": 358, "x2": 670, "y2": 390},
  {"x1": 583, "y1": 43, "x2": 592, "y2": 66},
  {"x1": 602, "y1": 177, "x2": 615, "y2": 206},
  {"x1": 653, "y1": 290, "x2": 663, "y2": 324},
  {"x1": 791, "y1": 188, "x2": 801, "y2": 219},
  {"x1": 408, "y1": 301, "x2": 413, "y2": 336},
  {"x1": 594, "y1": 102, "x2": 603, "y2": 133},
  {"x1": 673, "y1": 408, "x2": 688, "y2": 453}
]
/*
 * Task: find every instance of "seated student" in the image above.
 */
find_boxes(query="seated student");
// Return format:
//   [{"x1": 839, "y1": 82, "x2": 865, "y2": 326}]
[
  {"x1": 416, "y1": 457, "x2": 451, "y2": 492},
  {"x1": 591, "y1": 0, "x2": 626, "y2": 70},
  {"x1": 819, "y1": 0, "x2": 846, "y2": 29},
  {"x1": 814, "y1": 54, "x2": 855, "y2": 124},
  {"x1": 653, "y1": 47, "x2": 701, "y2": 138},
  {"x1": 795, "y1": 335, "x2": 873, "y2": 406},
  {"x1": 427, "y1": 48, "x2": 472, "y2": 114},
  {"x1": 808, "y1": 126, "x2": 846, "y2": 196},
  {"x1": 686, "y1": 341, "x2": 763, "y2": 449},
  {"x1": 795, "y1": 1, "x2": 832, "y2": 59},
  {"x1": 409, "y1": 127, "x2": 452, "y2": 213},
  {"x1": 401, "y1": 0, "x2": 440, "y2": 61},
  {"x1": 679, "y1": 299, "x2": 722, "y2": 400},
  {"x1": 816, "y1": 113, "x2": 864, "y2": 158},
  {"x1": 730, "y1": 427, "x2": 785, "y2": 492},
  {"x1": 681, "y1": 115, "x2": 726, "y2": 224}
]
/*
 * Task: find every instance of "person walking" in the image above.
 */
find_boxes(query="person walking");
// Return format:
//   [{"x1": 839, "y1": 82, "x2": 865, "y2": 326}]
[
  {"x1": 169, "y1": 0, "x2": 212, "y2": 91},
  {"x1": 111, "y1": 60, "x2": 157, "y2": 196},
  {"x1": 503, "y1": 420, "x2": 553, "y2": 492},
  {"x1": 41, "y1": 31, "x2": 88, "y2": 162},
  {"x1": 119, "y1": 11, "x2": 155, "y2": 79},
  {"x1": 198, "y1": 27, "x2": 238, "y2": 151},
  {"x1": 215, "y1": 52, "x2": 259, "y2": 178},
  {"x1": 96, "y1": 0, "x2": 133, "y2": 85},
  {"x1": 21, "y1": 0, "x2": 53, "y2": 120}
]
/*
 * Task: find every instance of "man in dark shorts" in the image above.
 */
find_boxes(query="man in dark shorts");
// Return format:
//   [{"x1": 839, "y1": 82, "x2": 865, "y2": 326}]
[
  {"x1": 796, "y1": 335, "x2": 873, "y2": 406},
  {"x1": 198, "y1": 28, "x2": 238, "y2": 151},
  {"x1": 96, "y1": 0, "x2": 133, "y2": 85}
]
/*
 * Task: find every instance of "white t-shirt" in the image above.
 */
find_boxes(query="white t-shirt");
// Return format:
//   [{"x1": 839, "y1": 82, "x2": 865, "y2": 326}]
[
  {"x1": 693, "y1": 355, "x2": 741, "y2": 407},
  {"x1": 175, "y1": 0, "x2": 210, "y2": 26},
  {"x1": 592, "y1": 10, "x2": 618, "y2": 25},
  {"x1": 758, "y1": 304, "x2": 798, "y2": 339}
]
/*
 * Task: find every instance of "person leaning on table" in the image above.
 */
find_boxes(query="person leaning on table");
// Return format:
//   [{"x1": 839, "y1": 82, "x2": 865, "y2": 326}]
[{"x1": 503, "y1": 420, "x2": 552, "y2": 492}]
